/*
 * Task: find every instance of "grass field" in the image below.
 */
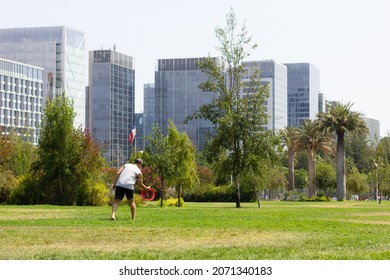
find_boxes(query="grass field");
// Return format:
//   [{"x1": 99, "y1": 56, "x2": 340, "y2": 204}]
[{"x1": 1, "y1": 201, "x2": 390, "y2": 260}]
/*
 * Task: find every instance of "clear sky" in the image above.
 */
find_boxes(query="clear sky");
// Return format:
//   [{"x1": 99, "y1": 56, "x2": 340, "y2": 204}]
[{"x1": 2, "y1": 0, "x2": 389, "y2": 136}]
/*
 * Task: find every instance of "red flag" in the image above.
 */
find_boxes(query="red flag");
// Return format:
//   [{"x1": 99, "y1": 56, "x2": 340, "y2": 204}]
[{"x1": 129, "y1": 126, "x2": 136, "y2": 144}]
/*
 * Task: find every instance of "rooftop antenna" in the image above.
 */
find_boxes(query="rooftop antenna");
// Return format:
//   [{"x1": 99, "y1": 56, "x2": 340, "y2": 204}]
[{"x1": 113, "y1": 44, "x2": 116, "y2": 52}]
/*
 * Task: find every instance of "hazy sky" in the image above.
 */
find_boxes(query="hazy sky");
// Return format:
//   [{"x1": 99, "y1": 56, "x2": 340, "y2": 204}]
[{"x1": 2, "y1": 0, "x2": 389, "y2": 136}]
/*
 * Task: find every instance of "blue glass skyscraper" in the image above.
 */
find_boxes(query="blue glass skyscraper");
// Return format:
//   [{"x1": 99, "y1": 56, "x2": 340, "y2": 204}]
[
  {"x1": 152, "y1": 57, "x2": 218, "y2": 150},
  {"x1": 88, "y1": 49, "x2": 135, "y2": 167},
  {"x1": 284, "y1": 63, "x2": 320, "y2": 127}
]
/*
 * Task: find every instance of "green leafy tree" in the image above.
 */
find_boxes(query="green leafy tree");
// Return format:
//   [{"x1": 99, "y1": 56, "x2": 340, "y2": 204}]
[
  {"x1": 295, "y1": 169, "x2": 308, "y2": 190},
  {"x1": 166, "y1": 121, "x2": 199, "y2": 207},
  {"x1": 347, "y1": 166, "x2": 369, "y2": 198},
  {"x1": 187, "y1": 8, "x2": 279, "y2": 207},
  {"x1": 318, "y1": 102, "x2": 369, "y2": 200},
  {"x1": 315, "y1": 161, "x2": 337, "y2": 199},
  {"x1": 33, "y1": 95, "x2": 107, "y2": 205},
  {"x1": 144, "y1": 124, "x2": 174, "y2": 207},
  {"x1": 345, "y1": 132, "x2": 374, "y2": 172},
  {"x1": 377, "y1": 136, "x2": 390, "y2": 164},
  {"x1": 296, "y1": 120, "x2": 333, "y2": 197},
  {"x1": 34, "y1": 95, "x2": 78, "y2": 204}
]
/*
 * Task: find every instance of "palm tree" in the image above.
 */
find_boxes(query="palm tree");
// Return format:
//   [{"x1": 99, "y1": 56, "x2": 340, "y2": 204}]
[
  {"x1": 280, "y1": 126, "x2": 300, "y2": 191},
  {"x1": 318, "y1": 102, "x2": 369, "y2": 200},
  {"x1": 297, "y1": 120, "x2": 333, "y2": 197}
]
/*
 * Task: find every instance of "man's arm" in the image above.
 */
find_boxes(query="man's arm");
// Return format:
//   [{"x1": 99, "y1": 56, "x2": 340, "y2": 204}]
[{"x1": 137, "y1": 173, "x2": 151, "y2": 190}]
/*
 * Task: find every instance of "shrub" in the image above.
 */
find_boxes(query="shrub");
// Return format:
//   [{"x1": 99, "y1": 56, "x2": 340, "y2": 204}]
[
  {"x1": 108, "y1": 193, "x2": 144, "y2": 207},
  {"x1": 85, "y1": 182, "x2": 110, "y2": 206},
  {"x1": 0, "y1": 169, "x2": 17, "y2": 204},
  {"x1": 9, "y1": 174, "x2": 43, "y2": 205},
  {"x1": 184, "y1": 184, "x2": 234, "y2": 202},
  {"x1": 157, "y1": 197, "x2": 185, "y2": 207}
]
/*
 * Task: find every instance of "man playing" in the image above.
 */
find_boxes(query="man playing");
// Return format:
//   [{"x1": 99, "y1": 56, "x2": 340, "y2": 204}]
[{"x1": 111, "y1": 158, "x2": 151, "y2": 221}]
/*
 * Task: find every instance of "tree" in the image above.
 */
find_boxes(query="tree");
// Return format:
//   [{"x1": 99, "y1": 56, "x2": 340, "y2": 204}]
[
  {"x1": 377, "y1": 136, "x2": 390, "y2": 164},
  {"x1": 315, "y1": 161, "x2": 337, "y2": 199},
  {"x1": 347, "y1": 166, "x2": 369, "y2": 198},
  {"x1": 33, "y1": 95, "x2": 107, "y2": 205},
  {"x1": 345, "y1": 132, "x2": 374, "y2": 173},
  {"x1": 72, "y1": 129, "x2": 109, "y2": 206},
  {"x1": 0, "y1": 131, "x2": 36, "y2": 177},
  {"x1": 144, "y1": 124, "x2": 174, "y2": 207},
  {"x1": 318, "y1": 102, "x2": 369, "y2": 200},
  {"x1": 280, "y1": 126, "x2": 300, "y2": 191},
  {"x1": 187, "y1": 8, "x2": 278, "y2": 207},
  {"x1": 166, "y1": 121, "x2": 199, "y2": 207},
  {"x1": 296, "y1": 120, "x2": 333, "y2": 197},
  {"x1": 33, "y1": 95, "x2": 79, "y2": 204},
  {"x1": 294, "y1": 169, "x2": 308, "y2": 191}
]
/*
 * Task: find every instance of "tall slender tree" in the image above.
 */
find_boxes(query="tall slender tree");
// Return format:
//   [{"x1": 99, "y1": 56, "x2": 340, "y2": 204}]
[
  {"x1": 144, "y1": 124, "x2": 173, "y2": 207},
  {"x1": 318, "y1": 102, "x2": 368, "y2": 200},
  {"x1": 166, "y1": 120, "x2": 199, "y2": 207},
  {"x1": 186, "y1": 8, "x2": 278, "y2": 207}
]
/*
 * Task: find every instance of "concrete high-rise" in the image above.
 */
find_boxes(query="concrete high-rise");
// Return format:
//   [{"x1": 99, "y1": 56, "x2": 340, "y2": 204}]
[
  {"x1": 243, "y1": 60, "x2": 288, "y2": 131},
  {"x1": 0, "y1": 58, "x2": 44, "y2": 144},
  {"x1": 0, "y1": 26, "x2": 86, "y2": 128},
  {"x1": 284, "y1": 63, "x2": 320, "y2": 127},
  {"x1": 88, "y1": 49, "x2": 135, "y2": 167}
]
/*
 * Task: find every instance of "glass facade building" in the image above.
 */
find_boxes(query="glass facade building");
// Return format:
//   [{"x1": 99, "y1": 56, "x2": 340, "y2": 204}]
[
  {"x1": 362, "y1": 117, "x2": 380, "y2": 143},
  {"x1": 0, "y1": 26, "x2": 86, "y2": 128},
  {"x1": 143, "y1": 83, "x2": 155, "y2": 149},
  {"x1": 0, "y1": 58, "x2": 44, "y2": 144},
  {"x1": 153, "y1": 58, "x2": 218, "y2": 150},
  {"x1": 88, "y1": 50, "x2": 135, "y2": 167},
  {"x1": 284, "y1": 63, "x2": 320, "y2": 127},
  {"x1": 243, "y1": 60, "x2": 288, "y2": 132},
  {"x1": 318, "y1": 92, "x2": 326, "y2": 113}
]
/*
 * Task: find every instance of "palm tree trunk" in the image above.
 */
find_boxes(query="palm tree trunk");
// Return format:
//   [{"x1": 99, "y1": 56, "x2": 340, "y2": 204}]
[
  {"x1": 288, "y1": 148, "x2": 295, "y2": 191},
  {"x1": 307, "y1": 152, "x2": 315, "y2": 197},
  {"x1": 336, "y1": 134, "x2": 346, "y2": 201}
]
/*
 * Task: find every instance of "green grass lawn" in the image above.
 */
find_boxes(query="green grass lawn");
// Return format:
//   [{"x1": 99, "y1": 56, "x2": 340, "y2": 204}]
[{"x1": 1, "y1": 201, "x2": 390, "y2": 260}]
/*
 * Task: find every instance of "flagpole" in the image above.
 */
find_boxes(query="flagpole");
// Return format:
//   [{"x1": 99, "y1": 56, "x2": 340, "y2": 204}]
[{"x1": 135, "y1": 134, "x2": 137, "y2": 154}]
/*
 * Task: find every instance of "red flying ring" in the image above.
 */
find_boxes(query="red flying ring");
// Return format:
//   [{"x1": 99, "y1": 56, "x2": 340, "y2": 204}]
[{"x1": 140, "y1": 188, "x2": 155, "y2": 201}]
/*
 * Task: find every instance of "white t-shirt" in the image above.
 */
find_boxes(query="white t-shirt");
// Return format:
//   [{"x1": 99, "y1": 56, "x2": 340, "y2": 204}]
[{"x1": 116, "y1": 163, "x2": 142, "y2": 190}]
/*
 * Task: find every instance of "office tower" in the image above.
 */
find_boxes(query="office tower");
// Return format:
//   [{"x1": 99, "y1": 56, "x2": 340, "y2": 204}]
[
  {"x1": 134, "y1": 112, "x2": 144, "y2": 151},
  {"x1": 0, "y1": 26, "x2": 86, "y2": 128},
  {"x1": 153, "y1": 57, "x2": 218, "y2": 150},
  {"x1": 88, "y1": 49, "x2": 135, "y2": 167},
  {"x1": 143, "y1": 83, "x2": 155, "y2": 149},
  {"x1": 0, "y1": 58, "x2": 44, "y2": 144},
  {"x1": 318, "y1": 92, "x2": 326, "y2": 113},
  {"x1": 243, "y1": 60, "x2": 288, "y2": 131},
  {"x1": 362, "y1": 117, "x2": 380, "y2": 143},
  {"x1": 284, "y1": 63, "x2": 320, "y2": 127}
]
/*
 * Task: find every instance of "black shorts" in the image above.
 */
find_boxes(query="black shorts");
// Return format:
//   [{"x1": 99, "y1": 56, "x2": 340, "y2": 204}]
[{"x1": 115, "y1": 186, "x2": 134, "y2": 200}]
